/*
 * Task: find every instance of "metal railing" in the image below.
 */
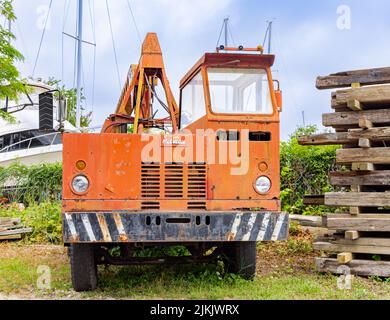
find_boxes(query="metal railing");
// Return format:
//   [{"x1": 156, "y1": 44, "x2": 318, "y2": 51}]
[{"x1": 0, "y1": 132, "x2": 61, "y2": 153}]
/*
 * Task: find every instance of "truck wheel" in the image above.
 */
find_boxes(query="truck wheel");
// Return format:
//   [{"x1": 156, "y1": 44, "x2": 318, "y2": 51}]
[
  {"x1": 69, "y1": 244, "x2": 98, "y2": 292},
  {"x1": 222, "y1": 242, "x2": 257, "y2": 280}
]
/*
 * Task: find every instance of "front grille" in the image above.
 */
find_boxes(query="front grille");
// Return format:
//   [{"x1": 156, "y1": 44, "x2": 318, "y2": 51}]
[
  {"x1": 164, "y1": 163, "x2": 184, "y2": 198},
  {"x1": 141, "y1": 162, "x2": 207, "y2": 200},
  {"x1": 141, "y1": 163, "x2": 161, "y2": 198},
  {"x1": 188, "y1": 163, "x2": 207, "y2": 199}
]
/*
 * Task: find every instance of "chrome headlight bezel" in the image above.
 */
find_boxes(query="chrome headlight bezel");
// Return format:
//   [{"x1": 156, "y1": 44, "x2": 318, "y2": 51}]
[
  {"x1": 71, "y1": 175, "x2": 90, "y2": 194},
  {"x1": 254, "y1": 176, "x2": 272, "y2": 195}
]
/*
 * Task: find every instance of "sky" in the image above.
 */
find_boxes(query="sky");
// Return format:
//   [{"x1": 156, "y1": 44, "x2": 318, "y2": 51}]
[{"x1": 9, "y1": 0, "x2": 390, "y2": 140}]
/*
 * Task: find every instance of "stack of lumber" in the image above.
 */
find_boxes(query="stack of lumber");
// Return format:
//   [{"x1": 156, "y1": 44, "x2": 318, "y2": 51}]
[
  {"x1": 299, "y1": 67, "x2": 390, "y2": 277},
  {"x1": 0, "y1": 217, "x2": 32, "y2": 241}
]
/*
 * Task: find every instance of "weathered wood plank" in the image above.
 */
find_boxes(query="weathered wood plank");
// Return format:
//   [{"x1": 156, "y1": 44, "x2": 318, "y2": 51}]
[
  {"x1": 332, "y1": 85, "x2": 390, "y2": 108},
  {"x1": 325, "y1": 192, "x2": 390, "y2": 207},
  {"x1": 351, "y1": 163, "x2": 375, "y2": 172},
  {"x1": 348, "y1": 127, "x2": 390, "y2": 141},
  {"x1": 314, "y1": 242, "x2": 390, "y2": 255},
  {"x1": 338, "y1": 252, "x2": 353, "y2": 264},
  {"x1": 323, "y1": 109, "x2": 390, "y2": 128},
  {"x1": 0, "y1": 234, "x2": 22, "y2": 241},
  {"x1": 303, "y1": 195, "x2": 325, "y2": 206},
  {"x1": 289, "y1": 215, "x2": 325, "y2": 228},
  {"x1": 316, "y1": 258, "x2": 390, "y2": 277},
  {"x1": 345, "y1": 231, "x2": 360, "y2": 240},
  {"x1": 298, "y1": 132, "x2": 353, "y2": 146},
  {"x1": 337, "y1": 147, "x2": 390, "y2": 165},
  {"x1": 329, "y1": 171, "x2": 390, "y2": 186},
  {"x1": 325, "y1": 214, "x2": 390, "y2": 232},
  {"x1": 0, "y1": 228, "x2": 32, "y2": 236},
  {"x1": 316, "y1": 67, "x2": 390, "y2": 90},
  {"x1": 0, "y1": 218, "x2": 20, "y2": 225}
]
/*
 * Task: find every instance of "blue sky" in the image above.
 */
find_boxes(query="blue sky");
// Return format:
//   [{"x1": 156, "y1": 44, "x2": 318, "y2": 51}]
[{"x1": 10, "y1": 0, "x2": 390, "y2": 140}]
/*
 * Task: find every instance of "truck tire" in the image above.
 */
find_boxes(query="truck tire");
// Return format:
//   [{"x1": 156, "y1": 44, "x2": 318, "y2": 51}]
[
  {"x1": 69, "y1": 244, "x2": 98, "y2": 292},
  {"x1": 222, "y1": 242, "x2": 257, "y2": 280}
]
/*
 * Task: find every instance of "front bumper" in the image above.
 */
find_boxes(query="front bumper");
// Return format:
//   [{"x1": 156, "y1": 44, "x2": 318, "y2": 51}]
[{"x1": 63, "y1": 211, "x2": 289, "y2": 244}]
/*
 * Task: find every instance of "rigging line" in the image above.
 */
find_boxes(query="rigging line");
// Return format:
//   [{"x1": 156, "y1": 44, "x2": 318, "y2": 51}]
[
  {"x1": 32, "y1": 0, "x2": 53, "y2": 77},
  {"x1": 106, "y1": 0, "x2": 122, "y2": 90},
  {"x1": 126, "y1": 0, "x2": 142, "y2": 43},
  {"x1": 61, "y1": 0, "x2": 68, "y2": 84},
  {"x1": 215, "y1": 20, "x2": 225, "y2": 48},
  {"x1": 227, "y1": 24, "x2": 236, "y2": 47},
  {"x1": 73, "y1": 2, "x2": 79, "y2": 88},
  {"x1": 15, "y1": 19, "x2": 32, "y2": 74}
]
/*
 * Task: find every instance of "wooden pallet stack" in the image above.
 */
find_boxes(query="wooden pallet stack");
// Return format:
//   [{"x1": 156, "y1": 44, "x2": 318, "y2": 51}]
[
  {"x1": 299, "y1": 67, "x2": 390, "y2": 277},
  {"x1": 0, "y1": 217, "x2": 32, "y2": 241}
]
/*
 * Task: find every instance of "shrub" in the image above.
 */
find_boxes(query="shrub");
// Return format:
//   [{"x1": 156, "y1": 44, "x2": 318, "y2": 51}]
[
  {"x1": 280, "y1": 126, "x2": 339, "y2": 215},
  {"x1": 0, "y1": 201, "x2": 62, "y2": 244},
  {"x1": 0, "y1": 162, "x2": 62, "y2": 204}
]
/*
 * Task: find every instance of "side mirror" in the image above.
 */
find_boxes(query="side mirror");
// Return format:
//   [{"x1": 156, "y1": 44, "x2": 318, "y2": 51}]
[
  {"x1": 275, "y1": 90, "x2": 283, "y2": 112},
  {"x1": 57, "y1": 97, "x2": 67, "y2": 123}
]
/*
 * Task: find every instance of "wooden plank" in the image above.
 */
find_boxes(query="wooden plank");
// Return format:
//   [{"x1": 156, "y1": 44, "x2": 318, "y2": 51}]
[
  {"x1": 303, "y1": 195, "x2": 325, "y2": 205},
  {"x1": 359, "y1": 119, "x2": 373, "y2": 129},
  {"x1": 338, "y1": 252, "x2": 354, "y2": 264},
  {"x1": 289, "y1": 215, "x2": 325, "y2": 228},
  {"x1": 325, "y1": 192, "x2": 390, "y2": 207},
  {"x1": 332, "y1": 85, "x2": 390, "y2": 108},
  {"x1": 319, "y1": 235, "x2": 390, "y2": 247},
  {"x1": 337, "y1": 148, "x2": 390, "y2": 165},
  {"x1": 325, "y1": 214, "x2": 390, "y2": 232},
  {"x1": 316, "y1": 67, "x2": 390, "y2": 90},
  {"x1": 323, "y1": 109, "x2": 390, "y2": 128},
  {"x1": 345, "y1": 231, "x2": 360, "y2": 240},
  {"x1": 316, "y1": 258, "x2": 390, "y2": 277},
  {"x1": 298, "y1": 132, "x2": 352, "y2": 146},
  {"x1": 358, "y1": 138, "x2": 371, "y2": 148},
  {"x1": 351, "y1": 163, "x2": 375, "y2": 172},
  {"x1": 348, "y1": 127, "x2": 390, "y2": 141},
  {"x1": 329, "y1": 171, "x2": 390, "y2": 186},
  {"x1": 347, "y1": 100, "x2": 362, "y2": 111},
  {"x1": 0, "y1": 234, "x2": 22, "y2": 241},
  {"x1": 0, "y1": 228, "x2": 32, "y2": 236},
  {"x1": 0, "y1": 218, "x2": 21, "y2": 225},
  {"x1": 314, "y1": 242, "x2": 390, "y2": 255}
]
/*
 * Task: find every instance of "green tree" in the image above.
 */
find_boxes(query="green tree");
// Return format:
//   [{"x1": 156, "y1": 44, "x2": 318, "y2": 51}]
[
  {"x1": 280, "y1": 125, "x2": 340, "y2": 215},
  {"x1": 45, "y1": 78, "x2": 92, "y2": 128},
  {"x1": 0, "y1": 0, "x2": 24, "y2": 121}
]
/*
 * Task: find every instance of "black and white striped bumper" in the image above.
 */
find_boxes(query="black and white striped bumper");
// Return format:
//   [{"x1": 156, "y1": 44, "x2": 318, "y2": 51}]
[{"x1": 63, "y1": 211, "x2": 289, "y2": 244}]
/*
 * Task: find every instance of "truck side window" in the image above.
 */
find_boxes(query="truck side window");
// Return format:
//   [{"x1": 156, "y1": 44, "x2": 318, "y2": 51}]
[{"x1": 180, "y1": 72, "x2": 206, "y2": 128}]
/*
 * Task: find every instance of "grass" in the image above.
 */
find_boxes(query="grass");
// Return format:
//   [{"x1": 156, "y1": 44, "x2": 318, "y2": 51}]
[{"x1": 1, "y1": 236, "x2": 390, "y2": 300}]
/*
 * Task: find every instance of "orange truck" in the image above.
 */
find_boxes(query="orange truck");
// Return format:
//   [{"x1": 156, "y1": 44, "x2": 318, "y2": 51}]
[{"x1": 62, "y1": 33, "x2": 288, "y2": 291}]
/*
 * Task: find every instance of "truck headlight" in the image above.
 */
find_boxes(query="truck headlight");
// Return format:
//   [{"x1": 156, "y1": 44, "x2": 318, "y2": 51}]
[
  {"x1": 72, "y1": 175, "x2": 89, "y2": 194},
  {"x1": 255, "y1": 176, "x2": 271, "y2": 194}
]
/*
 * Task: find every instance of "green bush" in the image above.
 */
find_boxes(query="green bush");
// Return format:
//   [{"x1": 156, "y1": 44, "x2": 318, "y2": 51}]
[
  {"x1": 0, "y1": 162, "x2": 62, "y2": 204},
  {"x1": 0, "y1": 201, "x2": 62, "y2": 244},
  {"x1": 280, "y1": 126, "x2": 339, "y2": 215}
]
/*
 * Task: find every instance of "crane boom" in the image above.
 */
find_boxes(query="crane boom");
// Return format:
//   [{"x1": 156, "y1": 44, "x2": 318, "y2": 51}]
[{"x1": 102, "y1": 33, "x2": 179, "y2": 134}]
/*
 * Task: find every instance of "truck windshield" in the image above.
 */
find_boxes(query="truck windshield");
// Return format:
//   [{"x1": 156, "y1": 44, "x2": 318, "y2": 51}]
[{"x1": 207, "y1": 68, "x2": 273, "y2": 115}]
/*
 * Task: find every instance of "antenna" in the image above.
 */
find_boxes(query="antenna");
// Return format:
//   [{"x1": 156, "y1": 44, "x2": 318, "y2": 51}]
[
  {"x1": 263, "y1": 20, "x2": 275, "y2": 54},
  {"x1": 224, "y1": 17, "x2": 229, "y2": 47}
]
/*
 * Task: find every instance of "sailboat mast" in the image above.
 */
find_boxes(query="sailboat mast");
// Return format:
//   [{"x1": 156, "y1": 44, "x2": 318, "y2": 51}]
[{"x1": 76, "y1": 0, "x2": 83, "y2": 129}]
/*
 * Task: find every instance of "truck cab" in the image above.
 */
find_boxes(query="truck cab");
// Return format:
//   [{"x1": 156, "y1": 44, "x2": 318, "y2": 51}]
[{"x1": 62, "y1": 34, "x2": 288, "y2": 292}]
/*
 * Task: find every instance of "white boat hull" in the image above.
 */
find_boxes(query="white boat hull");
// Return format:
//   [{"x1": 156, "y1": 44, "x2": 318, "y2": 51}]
[{"x1": 0, "y1": 145, "x2": 63, "y2": 167}]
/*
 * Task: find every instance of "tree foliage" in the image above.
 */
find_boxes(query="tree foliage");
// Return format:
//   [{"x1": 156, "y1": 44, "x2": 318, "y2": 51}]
[
  {"x1": 0, "y1": 0, "x2": 24, "y2": 103},
  {"x1": 280, "y1": 125, "x2": 339, "y2": 215},
  {"x1": 45, "y1": 78, "x2": 92, "y2": 128}
]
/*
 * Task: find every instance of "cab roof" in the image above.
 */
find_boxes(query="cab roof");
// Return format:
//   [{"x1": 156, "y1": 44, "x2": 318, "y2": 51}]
[{"x1": 180, "y1": 53, "x2": 275, "y2": 88}]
